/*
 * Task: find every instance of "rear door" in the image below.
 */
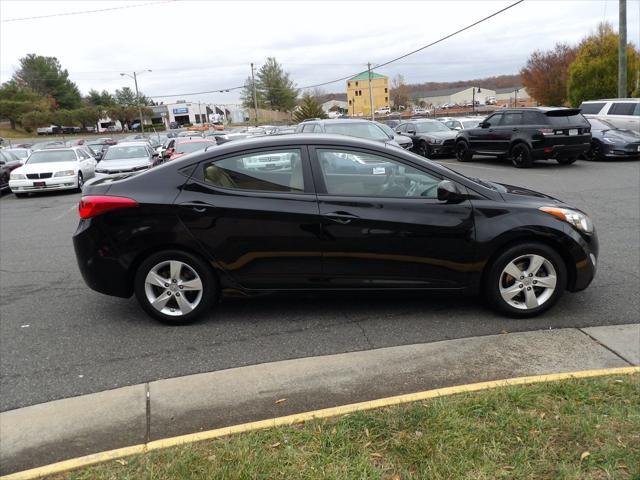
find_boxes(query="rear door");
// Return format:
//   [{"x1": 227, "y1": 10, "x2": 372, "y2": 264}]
[
  {"x1": 310, "y1": 146, "x2": 474, "y2": 289},
  {"x1": 175, "y1": 146, "x2": 323, "y2": 289}
]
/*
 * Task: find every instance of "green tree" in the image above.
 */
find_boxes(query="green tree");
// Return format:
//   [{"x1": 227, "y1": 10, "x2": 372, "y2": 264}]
[
  {"x1": 72, "y1": 107, "x2": 101, "y2": 131},
  {"x1": 87, "y1": 89, "x2": 115, "y2": 107},
  {"x1": 240, "y1": 76, "x2": 263, "y2": 111},
  {"x1": 0, "y1": 80, "x2": 50, "y2": 129},
  {"x1": 243, "y1": 58, "x2": 298, "y2": 112},
  {"x1": 12, "y1": 54, "x2": 82, "y2": 109},
  {"x1": 293, "y1": 93, "x2": 327, "y2": 122},
  {"x1": 115, "y1": 86, "x2": 152, "y2": 107},
  {"x1": 19, "y1": 110, "x2": 53, "y2": 132},
  {"x1": 521, "y1": 43, "x2": 577, "y2": 106},
  {"x1": 390, "y1": 74, "x2": 410, "y2": 110},
  {"x1": 567, "y1": 23, "x2": 639, "y2": 106}
]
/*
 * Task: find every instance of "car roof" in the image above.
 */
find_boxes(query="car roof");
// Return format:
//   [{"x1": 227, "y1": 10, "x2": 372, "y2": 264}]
[
  {"x1": 176, "y1": 138, "x2": 216, "y2": 144},
  {"x1": 581, "y1": 98, "x2": 639, "y2": 102}
]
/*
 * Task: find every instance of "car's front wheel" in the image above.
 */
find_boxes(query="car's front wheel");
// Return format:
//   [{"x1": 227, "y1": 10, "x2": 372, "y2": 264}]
[
  {"x1": 484, "y1": 243, "x2": 566, "y2": 317},
  {"x1": 416, "y1": 140, "x2": 431, "y2": 158},
  {"x1": 134, "y1": 250, "x2": 217, "y2": 325},
  {"x1": 76, "y1": 172, "x2": 84, "y2": 192},
  {"x1": 455, "y1": 140, "x2": 472, "y2": 162}
]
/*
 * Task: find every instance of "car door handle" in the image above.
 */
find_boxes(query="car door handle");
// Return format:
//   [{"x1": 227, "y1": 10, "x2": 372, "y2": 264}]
[
  {"x1": 179, "y1": 201, "x2": 214, "y2": 213},
  {"x1": 323, "y1": 211, "x2": 359, "y2": 224}
]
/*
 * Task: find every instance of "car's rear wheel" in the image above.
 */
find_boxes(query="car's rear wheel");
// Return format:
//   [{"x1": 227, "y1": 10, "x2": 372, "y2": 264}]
[
  {"x1": 510, "y1": 144, "x2": 533, "y2": 168},
  {"x1": 76, "y1": 172, "x2": 84, "y2": 192},
  {"x1": 556, "y1": 155, "x2": 577, "y2": 165},
  {"x1": 484, "y1": 243, "x2": 566, "y2": 318},
  {"x1": 134, "y1": 250, "x2": 217, "y2": 325},
  {"x1": 455, "y1": 140, "x2": 472, "y2": 162}
]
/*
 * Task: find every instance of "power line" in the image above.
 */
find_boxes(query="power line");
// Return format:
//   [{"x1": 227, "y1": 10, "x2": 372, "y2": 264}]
[
  {"x1": 146, "y1": 0, "x2": 525, "y2": 99},
  {"x1": 1, "y1": 0, "x2": 176, "y2": 22}
]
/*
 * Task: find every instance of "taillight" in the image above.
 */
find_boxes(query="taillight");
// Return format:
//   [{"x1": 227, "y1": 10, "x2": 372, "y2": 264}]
[
  {"x1": 538, "y1": 128, "x2": 554, "y2": 136},
  {"x1": 79, "y1": 195, "x2": 138, "y2": 219}
]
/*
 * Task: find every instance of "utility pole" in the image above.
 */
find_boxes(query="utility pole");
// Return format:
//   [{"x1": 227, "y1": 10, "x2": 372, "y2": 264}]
[
  {"x1": 367, "y1": 62, "x2": 375, "y2": 121},
  {"x1": 120, "y1": 70, "x2": 151, "y2": 134},
  {"x1": 618, "y1": 0, "x2": 627, "y2": 98},
  {"x1": 251, "y1": 63, "x2": 259, "y2": 126}
]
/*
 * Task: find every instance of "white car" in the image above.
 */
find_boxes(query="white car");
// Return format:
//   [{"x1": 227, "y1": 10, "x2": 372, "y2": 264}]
[
  {"x1": 9, "y1": 146, "x2": 97, "y2": 197},
  {"x1": 375, "y1": 107, "x2": 391, "y2": 115},
  {"x1": 579, "y1": 98, "x2": 640, "y2": 131}
]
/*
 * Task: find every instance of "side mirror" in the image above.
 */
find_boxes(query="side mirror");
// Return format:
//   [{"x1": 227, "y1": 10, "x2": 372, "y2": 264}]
[
  {"x1": 407, "y1": 129, "x2": 416, "y2": 135},
  {"x1": 480, "y1": 121, "x2": 490, "y2": 128},
  {"x1": 437, "y1": 180, "x2": 464, "y2": 203}
]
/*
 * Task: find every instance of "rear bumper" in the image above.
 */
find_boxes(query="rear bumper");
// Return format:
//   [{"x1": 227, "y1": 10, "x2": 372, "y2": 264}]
[{"x1": 532, "y1": 142, "x2": 590, "y2": 160}]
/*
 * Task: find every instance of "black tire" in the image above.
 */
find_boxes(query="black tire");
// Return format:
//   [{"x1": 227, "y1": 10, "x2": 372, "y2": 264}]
[
  {"x1": 556, "y1": 155, "x2": 577, "y2": 165},
  {"x1": 134, "y1": 250, "x2": 218, "y2": 325},
  {"x1": 455, "y1": 140, "x2": 473, "y2": 162},
  {"x1": 417, "y1": 140, "x2": 431, "y2": 158},
  {"x1": 76, "y1": 172, "x2": 84, "y2": 192},
  {"x1": 510, "y1": 143, "x2": 533, "y2": 168},
  {"x1": 484, "y1": 242, "x2": 567, "y2": 318},
  {"x1": 587, "y1": 141, "x2": 604, "y2": 161}
]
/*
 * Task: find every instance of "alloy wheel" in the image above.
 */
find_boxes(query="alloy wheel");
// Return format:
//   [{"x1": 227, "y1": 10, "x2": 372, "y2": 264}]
[
  {"x1": 498, "y1": 254, "x2": 557, "y2": 310},
  {"x1": 144, "y1": 260, "x2": 203, "y2": 316}
]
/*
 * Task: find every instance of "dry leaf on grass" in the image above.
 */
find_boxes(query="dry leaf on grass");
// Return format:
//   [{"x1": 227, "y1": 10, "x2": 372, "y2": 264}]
[
  {"x1": 274, "y1": 398, "x2": 287, "y2": 404},
  {"x1": 370, "y1": 452, "x2": 383, "y2": 459},
  {"x1": 580, "y1": 451, "x2": 590, "y2": 461},
  {"x1": 270, "y1": 442, "x2": 281, "y2": 448},
  {"x1": 115, "y1": 459, "x2": 127, "y2": 466}
]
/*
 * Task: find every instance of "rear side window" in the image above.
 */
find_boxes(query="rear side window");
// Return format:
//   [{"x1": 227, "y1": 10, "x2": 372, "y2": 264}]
[
  {"x1": 203, "y1": 149, "x2": 304, "y2": 192},
  {"x1": 522, "y1": 111, "x2": 544, "y2": 124},
  {"x1": 301, "y1": 123, "x2": 317, "y2": 133},
  {"x1": 607, "y1": 102, "x2": 639, "y2": 116},
  {"x1": 579, "y1": 102, "x2": 606, "y2": 115}
]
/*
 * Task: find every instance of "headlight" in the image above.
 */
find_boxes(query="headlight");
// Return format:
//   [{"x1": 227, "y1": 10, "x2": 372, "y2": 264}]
[
  {"x1": 539, "y1": 206, "x2": 594, "y2": 234},
  {"x1": 54, "y1": 170, "x2": 75, "y2": 177},
  {"x1": 429, "y1": 138, "x2": 443, "y2": 144},
  {"x1": 602, "y1": 137, "x2": 616, "y2": 144},
  {"x1": 10, "y1": 173, "x2": 25, "y2": 180}
]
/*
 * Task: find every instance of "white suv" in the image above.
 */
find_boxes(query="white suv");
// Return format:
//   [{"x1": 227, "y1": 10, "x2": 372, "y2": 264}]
[{"x1": 579, "y1": 98, "x2": 640, "y2": 131}]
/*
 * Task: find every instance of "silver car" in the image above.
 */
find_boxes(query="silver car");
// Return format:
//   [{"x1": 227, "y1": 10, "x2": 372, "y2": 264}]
[{"x1": 94, "y1": 142, "x2": 159, "y2": 175}]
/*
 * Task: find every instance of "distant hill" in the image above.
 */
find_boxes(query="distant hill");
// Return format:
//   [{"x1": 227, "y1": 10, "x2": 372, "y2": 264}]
[{"x1": 319, "y1": 74, "x2": 521, "y2": 100}]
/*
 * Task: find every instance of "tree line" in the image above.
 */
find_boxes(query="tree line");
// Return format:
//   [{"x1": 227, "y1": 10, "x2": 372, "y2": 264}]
[
  {"x1": 521, "y1": 23, "x2": 639, "y2": 107},
  {"x1": 0, "y1": 54, "x2": 155, "y2": 132}
]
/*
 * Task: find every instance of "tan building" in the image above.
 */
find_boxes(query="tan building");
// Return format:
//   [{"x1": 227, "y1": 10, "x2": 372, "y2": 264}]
[{"x1": 346, "y1": 71, "x2": 389, "y2": 117}]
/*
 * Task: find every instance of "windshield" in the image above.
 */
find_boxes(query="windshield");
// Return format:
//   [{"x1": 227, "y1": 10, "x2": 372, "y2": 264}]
[
  {"x1": 324, "y1": 123, "x2": 389, "y2": 141},
  {"x1": 375, "y1": 123, "x2": 396, "y2": 138},
  {"x1": 102, "y1": 146, "x2": 149, "y2": 161},
  {"x1": 416, "y1": 122, "x2": 451, "y2": 133},
  {"x1": 7, "y1": 149, "x2": 30, "y2": 158},
  {"x1": 588, "y1": 118, "x2": 616, "y2": 130},
  {"x1": 175, "y1": 142, "x2": 214, "y2": 154},
  {"x1": 27, "y1": 150, "x2": 76, "y2": 164},
  {"x1": 462, "y1": 120, "x2": 480, "y2": 129}
]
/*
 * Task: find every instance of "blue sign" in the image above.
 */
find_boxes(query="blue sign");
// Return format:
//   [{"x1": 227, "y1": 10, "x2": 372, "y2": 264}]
[{"x1": 173, "y1": 108, "x2": 189, "y2": 114}]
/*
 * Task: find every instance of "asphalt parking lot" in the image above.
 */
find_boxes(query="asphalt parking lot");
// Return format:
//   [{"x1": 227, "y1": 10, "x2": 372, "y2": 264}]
[{"x1": 1, "y1": 155, "x2": 638, "y2": 412}]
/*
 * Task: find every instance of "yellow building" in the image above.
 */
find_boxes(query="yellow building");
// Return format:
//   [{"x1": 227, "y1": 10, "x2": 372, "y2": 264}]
[{"x1": 346, "y1": 71, "x2": 389, "y2": 117}]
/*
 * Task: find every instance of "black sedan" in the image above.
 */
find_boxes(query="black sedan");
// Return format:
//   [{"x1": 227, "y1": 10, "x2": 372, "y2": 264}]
[
  {"x1": 73, "y1": 134, "x2": 598, "y2": 325},
  {"x1": 586, "y1": 118, "x2": 640, "y2": 160},
  {"x1": 395, "y1": 119, "x2": 457, "y2": 157},
  {"x1": 0, "y1": 150, "x2": 22, "y2": 192}
]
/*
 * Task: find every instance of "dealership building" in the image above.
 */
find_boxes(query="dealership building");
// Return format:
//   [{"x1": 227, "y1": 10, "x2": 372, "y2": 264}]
[{"x1": 163, "y1": 101, "x2": 212, "y2": 126}]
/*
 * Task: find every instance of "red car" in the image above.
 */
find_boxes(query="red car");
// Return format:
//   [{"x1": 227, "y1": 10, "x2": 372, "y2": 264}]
[{"x1": 166, "y1": 139, "x2": 216, "y2": 161}]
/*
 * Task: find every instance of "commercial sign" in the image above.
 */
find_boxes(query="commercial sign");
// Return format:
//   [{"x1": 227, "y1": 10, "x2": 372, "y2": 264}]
[{"x1": 173, "y1": 108, "x2": 189, "y2": 114}]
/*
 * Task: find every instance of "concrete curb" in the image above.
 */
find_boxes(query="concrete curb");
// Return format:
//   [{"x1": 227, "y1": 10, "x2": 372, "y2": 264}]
[
  {"x1": 1, "y1": 324, "x2": 638, "y2": 477},
  {"x1": 3, "y1": 367, "x2": 639, "y2": 480}
]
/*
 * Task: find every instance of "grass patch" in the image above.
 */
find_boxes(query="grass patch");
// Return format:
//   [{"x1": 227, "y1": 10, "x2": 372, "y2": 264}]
[
  {"x1": 0, "y1": 127, "x2": 31, "y2": 139},
  {"x1": 52, "y1": 374, "x2": 638, "y2": 480}
]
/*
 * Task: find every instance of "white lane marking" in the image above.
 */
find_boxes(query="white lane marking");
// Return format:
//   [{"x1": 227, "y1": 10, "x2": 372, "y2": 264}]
[
  {"x1": 52, "y1": 204, "x2": 78, "y2": 221},
  {"x1": 438, "y1": 161, "x2": 552, "y2": 177}
]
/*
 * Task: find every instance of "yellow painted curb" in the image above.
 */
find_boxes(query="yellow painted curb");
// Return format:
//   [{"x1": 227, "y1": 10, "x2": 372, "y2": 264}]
[{"x1": 3, "y1": 366, "x2": 638, "y2": 480}]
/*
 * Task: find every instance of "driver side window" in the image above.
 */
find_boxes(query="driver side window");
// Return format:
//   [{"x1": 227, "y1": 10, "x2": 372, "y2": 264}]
[{"x1": 316, "y1": 149, "x2": 440, "y2": 198}]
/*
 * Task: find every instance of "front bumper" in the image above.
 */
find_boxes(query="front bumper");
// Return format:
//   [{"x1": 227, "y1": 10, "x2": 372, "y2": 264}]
[
  {"x1": 602, "y1": 142, "x2": 640, "y2": 159},
  {"x1": 564, "y1": 226, "x2": 598, "y2": 292},
  {"x1": 9, "y1": 175, "x2": 77, "y2": 192},
  {"x1": 429, "y1": 142, "x2": 455, "y2": 155}
]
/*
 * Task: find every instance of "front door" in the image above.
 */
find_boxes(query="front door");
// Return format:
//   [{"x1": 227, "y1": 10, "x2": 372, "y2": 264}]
[
  {"x1": 469, "y1": 113, "x2": 503, "y2": 153},
  {"x1": 310, "y1": 147, "x2": 475, "y2": 289},
  {"x1": 176, "y1": 146, "x2": 323, "y2": 289}
]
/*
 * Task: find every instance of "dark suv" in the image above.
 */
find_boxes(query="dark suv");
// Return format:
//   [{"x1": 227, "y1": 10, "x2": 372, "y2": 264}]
[{"x1": 455, "y1": 108, "x2": 591, "y2": 168}]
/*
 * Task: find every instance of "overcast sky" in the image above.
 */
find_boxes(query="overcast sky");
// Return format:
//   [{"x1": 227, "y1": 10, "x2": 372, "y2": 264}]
[{"x1": 1, "y1": 0, "x2": 639, "y2": 105}]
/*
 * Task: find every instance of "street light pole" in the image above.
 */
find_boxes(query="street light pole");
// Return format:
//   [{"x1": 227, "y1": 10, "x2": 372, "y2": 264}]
[
  {"x1": 619, "y1": 0, "x2": 628, "y2": 97},
  {"x1": 121, "y1": 70, "x2": 152, "y2": 134}
]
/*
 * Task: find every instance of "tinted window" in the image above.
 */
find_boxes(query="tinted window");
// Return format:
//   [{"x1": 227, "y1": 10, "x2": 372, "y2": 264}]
[
  {"x1": 203, "y1": 149, "x2": 304, "y2": 192},
  {"x1": 317, "y1": 149, "x2": 440, "y2": 198},
  {"x1": 522, "y1": 111, "x2": 543, "y2": 124},
  {"x1": 607, "y1": 102, "x2": 638, "y2": 116},
  {"x1": 485, "y1": 114, "x2": 502, "y2": 126},
  {"x1": 579, "y1": 102, "x2": 606, "y2": 114},
  {"x1": 26, "y1": 150, "x2": 77, "y2": 164},
  {"x1": 501, "y1": 113, "x2": 523, "y2": 126},
  {"x1": 546, "y1": 113, "x2": 589, "y2": 127},
  {"x1": 415, "y1": 122, "x2": 450, "y2": 133}
]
